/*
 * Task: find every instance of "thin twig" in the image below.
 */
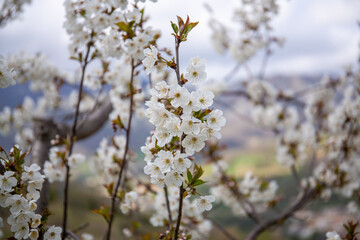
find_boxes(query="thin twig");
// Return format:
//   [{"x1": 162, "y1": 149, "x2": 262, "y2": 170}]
[
  {"x1": 72, "y1": 222, "x2": 89, "y2": 233},
  {"x1": 218, "y1": 166, "x2": 261, "y2": 224},
  {"x1": 148, "y1": 73, "x2": 153, "y2": 88},
  {"x1": 245, "y1": 188, "x2": 318, "y2": 240},
  {"x1": 175, "y1": 38, "x2": 182, "y2": 86},
  {"x1": 224, "y1": 63, "x2": 241, "y2": 82},
  {"x1": 105, "y1": 58, "x2": 136, "y2": 240},
  {"x1": 290, "y1": 164, "x2": 302, "y2": 188},
  {"x1": 164, "y1": 186, "x2": 173, "y2": 225},
  {"x1": 66, "y1": 230, "x2": 81, "y2": 240},
  {"x1": 258, "y1": 44, "x2": 271, "y2": 80},
  {"x1": 62, "y1": 36, "x2": 93, "y2": 240},
  {"x1": 173, "y1": 185, "x2": 185, "y2": 240},
  {"x1": 173, "y1": 35, "x2": 185, "y2": 240},
  {"x1": 208, "y1": 218, "x2": 238, "y2": 240}
]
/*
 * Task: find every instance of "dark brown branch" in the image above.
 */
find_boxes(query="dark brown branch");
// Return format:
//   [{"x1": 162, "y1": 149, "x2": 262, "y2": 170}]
[
  {"x1": 0, "y1": 161, "x2": 5, "y2": 175},
  {"x1": 172, "y1": 34, "x2": 186, "y2": 240},
  {"x1": 245, "y1": 188, "x2": 318, "y2": 240},
  {"x1": 105, "y1": 58, "x2": 136, "y2": 240},
  {"x1": 173, "y1": 185, "x2": 185, "y2": 240},
  {"x1": 56, "y1": 96, "x2": 112, "y2": 140},
  {"x1": 31, "y1": 118, "x2": 57, "y2": 213},
  {"x1": 29, "y1": 92, "x2": 112, "y2": 216},
  {"x1": 164, "y1": 186, "x2": 173, "y2": 226},
  {"x1": 62, "y1": 38, "x2": 93, "y2": 240}
]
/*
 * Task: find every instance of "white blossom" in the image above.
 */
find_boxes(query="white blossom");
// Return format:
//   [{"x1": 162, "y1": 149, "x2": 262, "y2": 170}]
[
  {"x1": 44, "y1": 226, "x2": 62, "y2": 240},
  {"x1": 326, "y1": 231, "x2": 341, "y2": 240},
  {"x1": 0, "y1": 55, "x2": 16, "y2": 88},
  {"x1": 143, "y1": 45, "x2": 159, "y2": 74},
  {"x1": 195, "y1": 195, "x2": 216, "y2": 212},
  {"x1": 0, "y1": 171, "x2": 17, "y2": 192},
  {"x1": 185, "y1": 57, "x2": 207, "y2": 85}
]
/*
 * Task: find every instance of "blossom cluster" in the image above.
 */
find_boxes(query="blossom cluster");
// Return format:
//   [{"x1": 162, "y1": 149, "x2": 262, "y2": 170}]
[
  {"x1": 245, "y1": 79, "x2": 315, "y2": 167},
  {"x1": 208, "y1": 0, "x2": 283, "y2": 64},
  {"x1": 0, "y1": 96, "x2": 36, "y2": 150},
  {"x1": 7, "y1": 52, "x2": 66, "y2": 109},
  {"x1": 44, "y1": 147, "x2": 85, "y2": 183},
  {"x1": 0, "y1": 146, "x2": 62, "y2": 239},
  {"x1": 64, "y1": 0, "x2": 157, "y2": 59},
  {"x1": 211, "y1": 167, "x2": 278, "y2": 216},
  {"x1": 93, "y1": 135, "x2": 136, "y2": 187},
  {"x1": 120, "y1": 191, "x2": 138, "y2": 214},
  {"x1": 142, "y1": 79, "x2": 225, "y2": 188},
  {"x1": 0, "y1": 0, "x2": 32, "y2": 27},
  {"x1": 1, "y1": 52, "x2": 71, "y2": 150},
  {"x1": 308, "y1": 74, "x2": 360, "y2": 200},
  {"x1": 243, "y1": 69, "x2": 360, "y2": 213},
  {"x1": 149, "y1": 186, "x2": 213, "y2": 239}
]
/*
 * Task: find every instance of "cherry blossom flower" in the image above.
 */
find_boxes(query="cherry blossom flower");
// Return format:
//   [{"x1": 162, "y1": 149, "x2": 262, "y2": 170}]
[
  {"x1": 195, "y1": 195, "x2": 216, "y2": 212},
  {"x1": 143, "y1": 45, "x2": 159, "y2": 74},
  {"x1": 0, "y1": 55, "x2": 16, "y2": 88},
  {"x1": 0, "y1": 171, "x2": 17, "y2": 192},
  {"x1": 44, "y1": 226, "x2": 62, "y2": 240}
]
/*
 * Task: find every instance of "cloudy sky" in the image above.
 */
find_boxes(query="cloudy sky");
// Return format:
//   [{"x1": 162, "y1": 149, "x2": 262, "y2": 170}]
[
  {"x1": 0, "y1": 0, "x2": 359, "y2": 80},
  {"x1": 0, "y1": 0, "x2": 359, "y2": 152}
]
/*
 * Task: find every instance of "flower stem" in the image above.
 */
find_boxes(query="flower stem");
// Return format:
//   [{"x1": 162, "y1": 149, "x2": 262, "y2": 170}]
[
  {"x1": 173, "y1": 185, "x2": 185, "y2": 240},
  {"x1": 62, "y1": 37, "x2": 93, "y2": 240},
  {"x1": 175, "y1": 38, "x2": 182, "y2": 86},
  {"x1": 164, "y1": 186, "x2": 173, "y2": 225},
  {"x1": 105, "y1": 58, "x2": 136, "y2": 240}
]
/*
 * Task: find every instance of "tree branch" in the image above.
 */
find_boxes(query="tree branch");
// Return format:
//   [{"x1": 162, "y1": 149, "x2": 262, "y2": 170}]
[
  {"x1": 31, "y1": 118, "x2": 57, "y2": 213},
  {"x1": 164, "y1": 185, "x2": 173, "y2": 225},
  {"x1": 56, "y1": 95, "x2": 112, "y2": 140},
  {"x1": 62, "y1": 37, "x2": 93, "y2": 240},
  {"x1": 105, "y1": 58, "x2": 136, "y2": 240},
  {"x1": 173, "y1": 185, "x2": 185, "y2": 240},
  {"x1": 175, "y1": 38, "x2": 182, "y2": 86},
  {"x1": 245, "y1": 188, "x2": 318, "y2": 240}
]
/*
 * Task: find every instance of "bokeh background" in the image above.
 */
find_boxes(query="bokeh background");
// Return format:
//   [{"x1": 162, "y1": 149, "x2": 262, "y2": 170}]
[{"x1": 1, "y1": 0, "x2": 360, "y2": 239}]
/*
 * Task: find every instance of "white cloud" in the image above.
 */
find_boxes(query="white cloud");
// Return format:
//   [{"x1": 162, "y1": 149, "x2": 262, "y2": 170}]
[{"x1": 0, "y1": 0, "x2": 358, "y2": 77}]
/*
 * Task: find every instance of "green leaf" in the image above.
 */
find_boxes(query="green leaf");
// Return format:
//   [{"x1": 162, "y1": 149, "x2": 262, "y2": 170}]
[
  {"x1": 112, "y1": 115, "x2": 124, "y2": 130},
  {"x1": 41, "y1": 208, "x2": 52, "y2": 223},
  {"x1": 192, "y1": 179, "x2": 207, "y2": 186},
  {"x1": 259, "y1": 181, "x2": 269, "y2": 191},
  {"x1": 171, "y1": 21, "x2": 178, "y2": 34},
  {"x1": 182, "y1": 22, "x2": 198, "y2": 35},
  {"x1": 132, "y1": 220, "x2": 140, "y2": 230},
  {"x1": 192, "y1": 164, "x2": 204, "y2": 183},
  {"x1": 177, "y1": 16, "x2": 184, "y2": 28},
  {"x1": 187, "y1": 169, "x2": 193, "y2": 183},
  {"x1": 115, "y1": 21, "x2": 128, "y2": 32},
  {"x1": 92, "y1": 205, "x2": 110, "y2": 223}
]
